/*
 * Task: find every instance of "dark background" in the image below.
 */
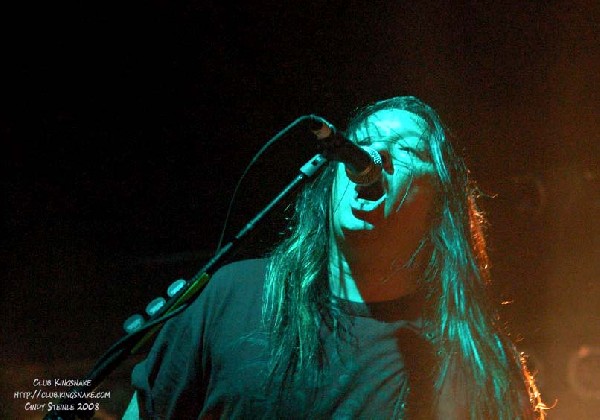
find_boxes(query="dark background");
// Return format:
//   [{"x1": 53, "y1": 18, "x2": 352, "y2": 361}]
[{"x1": 2, "y1": 1, "x2": 599, "y2": 418}]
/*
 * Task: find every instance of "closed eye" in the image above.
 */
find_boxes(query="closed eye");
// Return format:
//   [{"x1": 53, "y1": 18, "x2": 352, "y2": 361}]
[{"x1": 396, "y1": 147, "x2": 431, "y2": 162}]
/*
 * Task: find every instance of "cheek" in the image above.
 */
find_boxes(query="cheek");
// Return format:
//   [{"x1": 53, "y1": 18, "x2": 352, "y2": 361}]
[
  {"x1": 387, "y1": 162, "x2": 430, "y2": 196},
  {"x1": 406, "y1": 160, "x2": 435, "y2": 177},
  {"x1": 387, "y1": 173, "x2": 438, "y2": 217},
  {"x1": 406, "y1": 176, "x2": 438, "y2": 217}
]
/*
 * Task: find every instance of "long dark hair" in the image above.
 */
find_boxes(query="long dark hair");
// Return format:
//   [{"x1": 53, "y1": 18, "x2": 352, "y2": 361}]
[{"x1": 263, "y1": 96, "x2": 545, "y2": 418}]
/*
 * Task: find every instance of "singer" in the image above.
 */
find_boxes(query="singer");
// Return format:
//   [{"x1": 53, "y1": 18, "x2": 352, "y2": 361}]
[{"x1": 125, "y1": 96, "x2": 546, "y2": 418}]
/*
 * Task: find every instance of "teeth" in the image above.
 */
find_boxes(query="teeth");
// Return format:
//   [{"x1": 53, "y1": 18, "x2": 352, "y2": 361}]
[{"x1": 353, "y1": 194, "x2": 386, "y2": 211}]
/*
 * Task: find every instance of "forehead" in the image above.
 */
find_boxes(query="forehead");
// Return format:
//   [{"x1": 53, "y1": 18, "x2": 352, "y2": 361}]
[{"x1": 353, "y1": 109, "x2": 428, "y2": 146}]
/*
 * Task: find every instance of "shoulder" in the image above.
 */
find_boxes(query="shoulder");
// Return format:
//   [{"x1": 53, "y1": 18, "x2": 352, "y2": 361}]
[
  {"x1": 183, "y1": 258, "x2": 269, "y2": 323},
  {"x1": 210, "y1": 258, "x2": 269, "y2": 286},
  {"x1": 141, "y1": 258, "x2": 269, "y2": 344},
  {"x1": 130, "y1": 258, "x2": 269, "y2": 418},
  {"x1": 201, "y1": 258, "x2": 269, "y2": 302},
  {"x1": 134, "y1": 258, "x2": 270, "y2": 359}
]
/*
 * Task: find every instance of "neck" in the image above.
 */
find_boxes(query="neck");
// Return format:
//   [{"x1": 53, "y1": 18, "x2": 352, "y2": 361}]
[{"x1": 328, "y1": 234, "x2": 426, "y2": 303}]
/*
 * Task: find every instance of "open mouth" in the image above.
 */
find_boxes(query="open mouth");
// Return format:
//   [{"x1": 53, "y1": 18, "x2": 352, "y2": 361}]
[
  {"x1": 352, "y1": 182, "x2": 387, "y2": 212},
  {"x1": 353, "y1": 194, "x2": 386, "y2": 212},
  {"x1": 356, "y1": 181, "x2": 385, "y2": 201}
]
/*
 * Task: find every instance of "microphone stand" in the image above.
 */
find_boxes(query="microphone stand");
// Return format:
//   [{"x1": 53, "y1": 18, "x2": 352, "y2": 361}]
[{"x1": 43, "y1": 151, "x2": 328, "y2": 420}]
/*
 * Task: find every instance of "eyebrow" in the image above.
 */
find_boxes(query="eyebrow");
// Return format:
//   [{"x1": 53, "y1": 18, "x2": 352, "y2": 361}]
[
  {"x1": 356, "y1": 126, "x2": 426, "y2": 142},
  {"x1": 355, "y1": 136, "x2": 373, "y2": 146},
  {"x1": 357, "y1": 134, "x2": 428, "y2": 149}
]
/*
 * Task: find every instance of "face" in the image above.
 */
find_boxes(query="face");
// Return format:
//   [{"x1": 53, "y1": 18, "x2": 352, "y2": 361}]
[{"x1": 331, "y1": 108, "x2": 437, "y2": 247}]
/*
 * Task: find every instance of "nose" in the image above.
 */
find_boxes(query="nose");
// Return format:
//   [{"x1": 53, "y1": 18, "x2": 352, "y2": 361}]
[{"x1": 377, "y1": 149, "x2": 394, "y2": 175}]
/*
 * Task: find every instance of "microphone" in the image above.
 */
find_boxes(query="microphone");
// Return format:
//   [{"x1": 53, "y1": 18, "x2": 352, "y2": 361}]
[{"x1": 309, "y1": 116, "x2": 383, "y2": 185}]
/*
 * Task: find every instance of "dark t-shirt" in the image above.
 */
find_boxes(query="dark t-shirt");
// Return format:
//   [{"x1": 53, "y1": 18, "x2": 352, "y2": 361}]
[{"x1": 132, "y1": 258, "x2": 435, "y2": 419}]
